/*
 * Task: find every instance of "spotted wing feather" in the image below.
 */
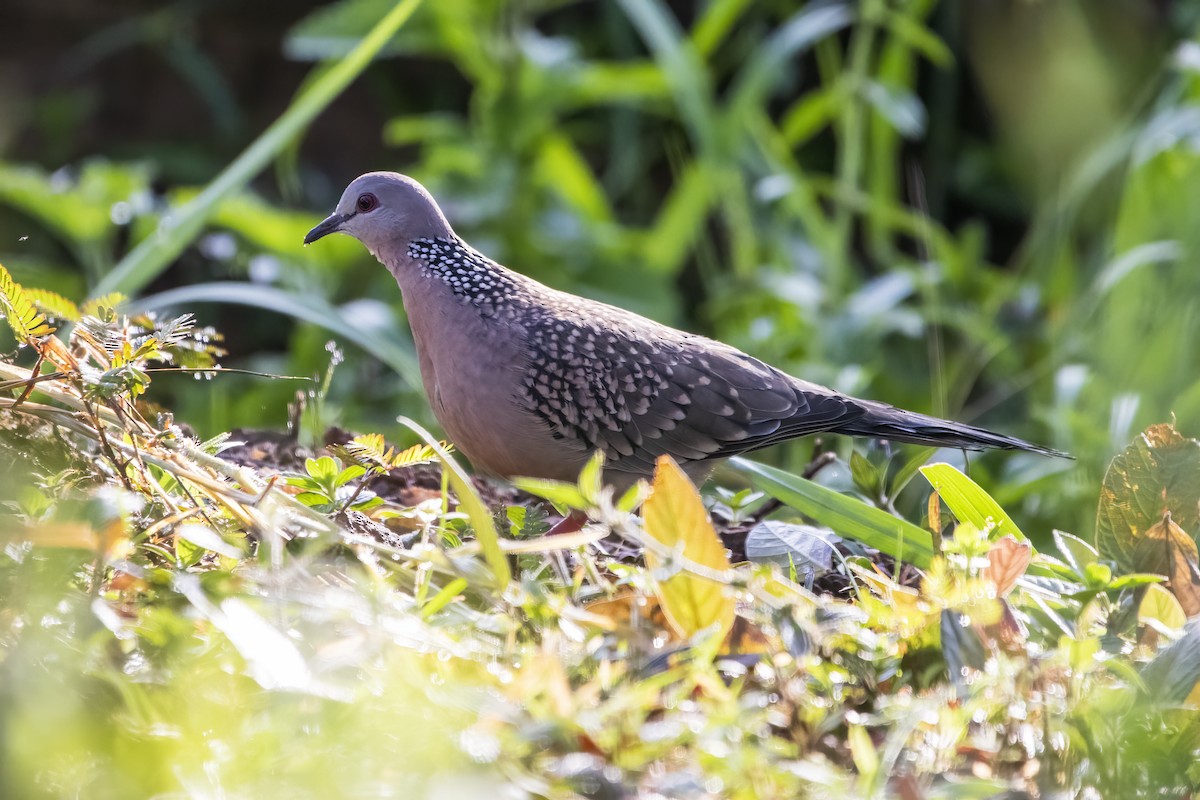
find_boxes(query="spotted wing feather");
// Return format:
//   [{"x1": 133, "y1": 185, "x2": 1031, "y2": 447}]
[{"x1": 518, "y1": 311, "x2": 867, "y2": 476}]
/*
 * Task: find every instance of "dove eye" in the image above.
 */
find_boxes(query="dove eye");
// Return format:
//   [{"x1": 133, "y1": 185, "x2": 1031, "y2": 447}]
[{"x1": 356, "y1": 193, "x2": 378, "y2": 213}]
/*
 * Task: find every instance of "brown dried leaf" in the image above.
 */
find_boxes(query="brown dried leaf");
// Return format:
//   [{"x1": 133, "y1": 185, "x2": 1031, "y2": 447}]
[
  {"x1": 34, "y1": 335, "x2": 79, "y2": 372},
  {"x1": 1135, "y1": 512, "x2": 1200, "y2": 617},
  {"x1": 986, "y1": 536, "x2": 1032, "y2": 597},
  {"x1": 585, "y1": 593, "x2": 674, "y2": 638}
]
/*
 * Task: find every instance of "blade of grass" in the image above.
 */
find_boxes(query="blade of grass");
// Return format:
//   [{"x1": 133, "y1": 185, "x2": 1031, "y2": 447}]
[
  {"x1": 725, "y1": 3, "x2": 851, "y2": 123},
  {"x1": 91, "y1": 0, "x2": 424, "y2": 299},
  {"x1": 730, "y1": 457, "x2": 934, "y2": 568},
  {"x1": 616, "y1": 0, "x2": 715, "y2": 154},
  {"x1": 397, "y1": 416, "x2": 511, "y2": 589}
]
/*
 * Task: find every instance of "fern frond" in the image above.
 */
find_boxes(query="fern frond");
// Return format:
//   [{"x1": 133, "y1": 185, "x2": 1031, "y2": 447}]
[
  {"x1": 333, "y1": 433, "x2": 450, "y2": 474},
  {"x1": 390, "y1": 441, "x2": 448, "y2": 468},
  {"x1": 26, "y1": 288, "x2": 81, "y2": 323},
  {"x1": 0, "y1": 263, "x2": 55, "y2": 340}
]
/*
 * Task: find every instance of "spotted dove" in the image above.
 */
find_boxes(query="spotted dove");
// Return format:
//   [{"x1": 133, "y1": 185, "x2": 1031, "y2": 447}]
[{"x1": 305, "y1": 172, "x2": 1063, "y2": 490}]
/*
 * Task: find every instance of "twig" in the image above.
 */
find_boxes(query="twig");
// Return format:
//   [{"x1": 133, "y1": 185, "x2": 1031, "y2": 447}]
[
  {"x1": 85, "y1": 399, "x2": 134, "y2": 492},
  {"x1": 11, "y1": 349, "x2": 47, "y2": 407}
]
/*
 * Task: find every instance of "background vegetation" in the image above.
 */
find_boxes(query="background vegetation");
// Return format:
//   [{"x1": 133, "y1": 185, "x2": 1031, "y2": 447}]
[{"x1": 4, "y1": 0, "x2": 1200, "y2": 797}]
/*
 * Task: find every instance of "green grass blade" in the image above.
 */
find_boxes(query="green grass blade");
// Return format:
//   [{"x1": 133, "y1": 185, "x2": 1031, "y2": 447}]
[
  {"x1": 730, "y1": 457, "x2": 934, "y2": 568},
  {"x1": 615, "y1": 0, "x2": 715, "y2": 153},
  {"x1": 91, "y1": 0, "x2": 424, "y2": 299},
  {"x1": 135, "y1": 282, "x2": 421, "y2": 388},
  {"x1": 919, "y1": 462, "x2": 1025, "y2": 541},
  {"x1": 398, "y1": 416, "x2": 511, "y2": 589},
  {"x1": 726, "y1": 3, "x2": 851, "y2": 123}
]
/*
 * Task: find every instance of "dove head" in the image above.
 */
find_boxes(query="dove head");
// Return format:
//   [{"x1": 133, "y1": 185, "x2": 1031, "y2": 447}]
[{"x1": 304, "y1": 172, "x2": 453, "y2": 254}]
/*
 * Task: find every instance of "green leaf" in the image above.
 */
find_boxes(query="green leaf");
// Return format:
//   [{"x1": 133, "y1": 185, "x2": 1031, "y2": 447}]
[
  {"x1": 511, "y1": 477, "x2": 589, "y2": 513},
  {"x1": 1097, "y1": 423, "x2": 1200, "y2": 573},
  {"x1": 616, "y1": 482, "x2": 648, "y2": 513},
  {"x1": 197, "y1": 190, "x2": 361, "y2": 265},
  {"x1": 1141, "y1": 619, "x2": 1200, "y2": 704},
  {"x1": 505, "y1": 505, "x2": 549, "y2": 539},
  {"x1": 780, "y1": 89, "x2": 837, "y2": 146},
  {"x1": 382, "y1": 113, "x2": 466, "y2": 147},
  {"x1": 881, "y1": 9, "x2": 953, "y2": 68},
  {"x1": 284, "y1": 475, "x2": 321, "y2": 492},
  {"x1": 564, "y1": 61, "x2": 670, "y2": 109},
  {"x1": 1106, "y1": 574, "x2": 1166, "y2": 591},
  {"x1": 847, "y1": 725, "x2": 879, "y2": 788},
  {"x1": 887, "y1": 446, "x2": 936, "y2": 502},
  {"x1": 0, "y1": 161, "x2": 149, "y2": 249},
  {"x1": 176, "y1": 524, "x2": 244, "y2": 560},
  {"x1": 727, "y1": 3, "x2": 851, "y2": 124},
  {"x1": 616, "y1": 0, "x2": 715, "y2": 152},
  {"x1": 644, "y1": 162, "x2": 714, "y2": 274},
  {"x1": 1052, "y1": 529, "x2": 1098, "y2": 575},
  {"x1": 295, "y1": 492, "x2": 333, "y2": 509},
  {"x1": 861, "y1": 80, "x2": 926, "y2": 139},
  {"x1": 81, "y1": 292, "x2": 127, "y2": 320},
  {"x1": 536, "y1": 134, "x2": 613, "y2": 223},
  {"x1": 849, "y1": 451, "x2": 881, "y2": 498},
  {"x1": 335, "y1": 465, "x2": 368, "y2": 486},
  {"x1": 91, "y1": 0, "x2": 425, "y2": 299},
  {"x1": 305, "y1": 456, "x2": 340, "y2": 484},
  {"x1": 577, "y1": 451, "x2": 605, "y2": 505},
  {"x1": 25, "y1": 288, "x2": 81, "y2": 323},
  {"x1": 919, "y1": 462, "x2": 1024, "y2": 541},
  {"x1": 419, "y1": 577, "x2": 469, "y2": 619},
  {"x1": 730, "y1": 457, "x2": 934, "y2": 569},
  {"x1": 691, "y1": 0, "x2": 753, "y2": 56}
]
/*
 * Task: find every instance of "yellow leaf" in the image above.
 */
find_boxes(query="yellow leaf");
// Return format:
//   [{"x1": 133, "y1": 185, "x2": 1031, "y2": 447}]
[
  {"x1": 2, "y1": 520, "x2": 130, "y2": 559},
  {"x1": 0, "y1": 262, "x2": 55, "y2": 340},
  {"x1": 642, "y1": 456, "x2": 735, "y2": 640},
  {"x1": 848, "y1": 725, "x2": 879, "y2": 785},
  {"x1": 3, "y1": 521, "x2": 98, "y2": 550},
  {"x1": 1140, "y1": 583, "x2": 1187, "y2": 632}
]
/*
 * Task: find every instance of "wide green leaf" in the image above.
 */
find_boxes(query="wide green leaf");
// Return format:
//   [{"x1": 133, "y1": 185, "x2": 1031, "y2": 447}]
[
  {"x1": 1097, "y1": 423, "x2": 1200, "y2": 573},
  {"x1": 730, "y1": 457, "x2": 934, "y2": 568},
  {"x1": 920, "y1": 462, "x2": 1024, "y2": 541}
]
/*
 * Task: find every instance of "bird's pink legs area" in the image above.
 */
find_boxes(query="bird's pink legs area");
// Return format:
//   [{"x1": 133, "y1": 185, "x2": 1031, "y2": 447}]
[{"x1": 546, "y1": 508, "x2": 588, "y2": 535}]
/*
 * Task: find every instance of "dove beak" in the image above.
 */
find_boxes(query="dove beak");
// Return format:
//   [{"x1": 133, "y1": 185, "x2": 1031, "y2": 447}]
[{"x1": 304, "y1": 212, "x2": 352, "y2": 245}]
